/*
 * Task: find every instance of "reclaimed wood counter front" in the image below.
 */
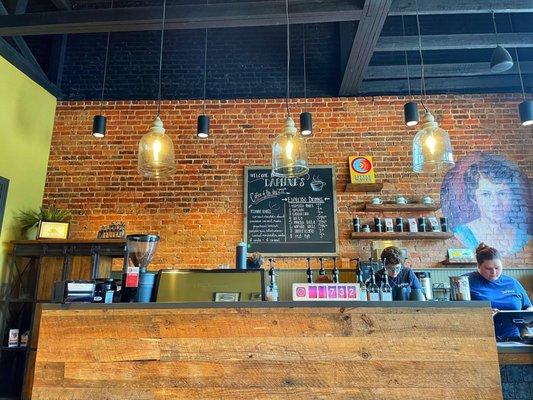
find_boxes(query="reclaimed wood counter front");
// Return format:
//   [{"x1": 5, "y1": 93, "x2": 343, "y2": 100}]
[{"x1": 31, "y1": 302, "x2": 502, "y2": 400}]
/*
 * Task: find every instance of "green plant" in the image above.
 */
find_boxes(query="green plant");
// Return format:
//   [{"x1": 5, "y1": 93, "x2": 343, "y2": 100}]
[{"x1": 18, "y1": 207, "x2": 72, "y2": 232}]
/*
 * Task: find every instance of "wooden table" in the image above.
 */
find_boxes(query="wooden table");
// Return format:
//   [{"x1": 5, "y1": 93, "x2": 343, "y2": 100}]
[{"x1": 30, "y1": 301, "x2": 503, "y2": 400}]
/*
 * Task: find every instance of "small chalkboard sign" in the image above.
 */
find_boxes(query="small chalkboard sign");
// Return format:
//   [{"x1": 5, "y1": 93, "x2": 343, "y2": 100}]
[{"x1": 244, "y1": 166, "x2": 339, "y2": 256}]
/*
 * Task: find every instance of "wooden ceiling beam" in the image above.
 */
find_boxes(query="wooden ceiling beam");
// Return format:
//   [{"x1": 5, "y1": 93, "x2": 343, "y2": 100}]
[
  {"x1": 339, "y1": 0, "x2": 393, "y2": 96},
  {"x1": 376, "y1": 33, "x2": 533, "y2": 52},
  {"x1": 358, "y1": 75, "x2": 532, "y2": 94},
  {"x1": 0, "y1": 0, "x2": 364, "y2": 36},
  {"x1": 390, "y1": 0, "x2": 533, "y2": 15},
  {"x1": 365, "y1": 62, "x2": 533, "y2": 79}
]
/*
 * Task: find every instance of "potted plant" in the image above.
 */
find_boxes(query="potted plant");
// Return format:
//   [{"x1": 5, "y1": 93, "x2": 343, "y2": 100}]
[{"x1": 18, "y1": 206, "x2": 72, "y2": 240}]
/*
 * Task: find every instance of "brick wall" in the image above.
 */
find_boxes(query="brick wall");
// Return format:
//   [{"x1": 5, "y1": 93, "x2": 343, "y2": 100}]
[
  {"x1": 42, "y1": 94, "x2": 532, "y2": 269},
  {"x1": 54, "y1": 23, "x2": 339, "y2": 100}
]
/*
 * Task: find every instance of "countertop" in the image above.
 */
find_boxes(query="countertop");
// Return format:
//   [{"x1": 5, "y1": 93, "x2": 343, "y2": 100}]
[{"x1": 42, "y1": 300, "x2": 491, "y2": 310}]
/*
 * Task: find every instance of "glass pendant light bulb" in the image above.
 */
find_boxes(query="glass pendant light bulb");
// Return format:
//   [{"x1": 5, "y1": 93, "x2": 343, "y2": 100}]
[
  {"x1": 272, "y1": 116, "x2": 309, "y2": 178},
  {"x1": 412, "y1": 111, "x2": 454, "y2": 173},
  {"x1": 138, "y1": 116, "x2": 176, "y2": 178}
]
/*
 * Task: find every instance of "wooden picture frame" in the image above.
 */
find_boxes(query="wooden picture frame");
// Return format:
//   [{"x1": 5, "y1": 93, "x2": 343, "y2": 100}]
[
  {"x1": 213, "y1": 292, "x2": 241, "y2": 302},
  {"x1": 37, "y1": 221, "x2": 70, "y2": 240}
]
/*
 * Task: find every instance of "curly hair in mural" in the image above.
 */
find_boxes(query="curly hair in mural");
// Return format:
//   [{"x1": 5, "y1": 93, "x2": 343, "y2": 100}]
[{"x1": 440, "y1": 152, "x2": 531, "y2": 255}]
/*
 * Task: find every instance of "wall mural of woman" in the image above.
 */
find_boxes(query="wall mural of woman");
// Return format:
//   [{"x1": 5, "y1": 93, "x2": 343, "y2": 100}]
[{"x1": 440, "y1": 152, "x2": 531, "y2": 256}]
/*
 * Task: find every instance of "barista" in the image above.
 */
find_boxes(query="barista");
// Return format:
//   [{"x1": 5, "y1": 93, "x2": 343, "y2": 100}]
[
  {"x1": 467, "y1": 243, "x2": 532, "y2": 341},
  {"x1": 373, "y1": 246, "x2": 422, "y2": 290}
]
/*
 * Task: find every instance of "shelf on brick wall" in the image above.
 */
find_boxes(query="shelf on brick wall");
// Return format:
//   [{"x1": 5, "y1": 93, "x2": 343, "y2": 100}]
[
  {"x1": 364, "y1": 203, "x2": 440, "y2": 212},
  {"x1": 344, "y1": 183, "x2": 383, "y2": 193},
  {"x1": 351, "y1": 232, "x2": 453, "y2": 240}
]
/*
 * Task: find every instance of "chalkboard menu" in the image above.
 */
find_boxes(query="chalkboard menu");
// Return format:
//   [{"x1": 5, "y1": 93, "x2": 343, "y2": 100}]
[{"x1": 244, "y1": 166, "x2": 338, "y2": 256}]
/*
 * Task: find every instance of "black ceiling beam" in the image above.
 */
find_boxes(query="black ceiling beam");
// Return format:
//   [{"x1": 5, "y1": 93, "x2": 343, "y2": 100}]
[
  {"x1": 390, "y1": 0, "x2": 533, "y2": 15},
  {"x1": 0, "y1": 0, "x2": 48, "y2": 80},
  {"x1": 0, "y1": 0, "x2": 364, "y2": 36},
  {"x1": 376, "y1": 33, "x2": 533, "y2": 52},
  {"x1": 365, "y1": 62, "x2": 533, "y2": 79},
  {"x1": 358, "y1": 75, "x2": 532, "y2": 94},
  {"x1": 0, "y1": 36, "x2": 62, "y2": 97},
  {"x1": 339, "y1": 0, "x2": 392, "y2": 96},
  {"x1": 49, "y1": 0, "x2": 71, "y2": 11}
]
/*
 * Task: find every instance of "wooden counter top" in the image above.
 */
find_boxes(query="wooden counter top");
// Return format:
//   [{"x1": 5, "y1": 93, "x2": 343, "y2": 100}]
[{"x1": 30, "y1": 303, "x2": 502, "y2": 399}]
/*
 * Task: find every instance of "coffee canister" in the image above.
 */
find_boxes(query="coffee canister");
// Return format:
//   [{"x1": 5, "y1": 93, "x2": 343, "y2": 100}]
[
  {"x1": 374, "y1": 217, "x2": 383, "y2": 232},
  {"x1": 449, "y1": 276, "x2": 471, "y2": 301},
  {"x1": 395, "y1": 217, "x2": 404, "y2": 232},
  {"x1": 353, "y1": 217, "x2": 361, "y2": 232}
]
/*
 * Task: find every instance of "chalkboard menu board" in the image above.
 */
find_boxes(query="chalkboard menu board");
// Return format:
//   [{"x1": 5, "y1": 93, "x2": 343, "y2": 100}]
[{"x1": 244, "y1": 166, "x2": 338, "y2": 256}]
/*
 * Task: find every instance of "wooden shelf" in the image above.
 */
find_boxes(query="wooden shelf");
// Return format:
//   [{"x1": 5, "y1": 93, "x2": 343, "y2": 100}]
[
  {"x1": 440, "y1": 260, "x2": 477, "y2": 266},
  {"x1": 364, "y1": 203, "x2": 440, "y2": 212},
  {"x1": 344, "y1": 183, "x2": 383, "y2": 193},
  {"x1": 351, "y1": 232, "x2": 453, "y2": 240}
]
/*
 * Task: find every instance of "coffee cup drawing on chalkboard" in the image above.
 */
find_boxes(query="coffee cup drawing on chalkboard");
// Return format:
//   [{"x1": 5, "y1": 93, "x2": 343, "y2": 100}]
[{"x1": 310, "y1": 176, "x2": 326, "y2": 192}]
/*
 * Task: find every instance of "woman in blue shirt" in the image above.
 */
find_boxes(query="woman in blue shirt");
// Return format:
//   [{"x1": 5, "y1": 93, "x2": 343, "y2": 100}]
[{"x1": 467, "y1": 243, "x2": 532, "y2": 341}]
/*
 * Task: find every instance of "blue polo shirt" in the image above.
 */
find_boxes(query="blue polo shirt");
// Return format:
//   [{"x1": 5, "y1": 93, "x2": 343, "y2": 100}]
[
  {"x1": 374, "y1": 267, "x2": 422, "y2": 290},
  {"x1": 466, "y1": 271, "x2": 532, "y2": 341}
]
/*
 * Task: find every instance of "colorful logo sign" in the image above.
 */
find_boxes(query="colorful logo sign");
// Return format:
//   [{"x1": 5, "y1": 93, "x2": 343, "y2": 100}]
[{"x1": 349, "y1": 156, "x2": 375, "y2": 183}]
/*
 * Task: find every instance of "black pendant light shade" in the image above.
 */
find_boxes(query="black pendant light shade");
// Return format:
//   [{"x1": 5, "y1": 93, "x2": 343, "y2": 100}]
[
  {"x1": 92, "y1": 115, "x2": 107, "y2": 138},
  {"x1": 404, "y1": 101, "x2": 419, "y2": 127},
  {"x1": 490, "y1": 45, "x2": 514, "y2": 73},
  {"x1": 300, "y1": 111, "x2": 312, "y2": 136},
  {"x1": 519, "y1": 100, "x2": 533, "y2": 126},
  {"x1": 197, "y1": 115, "x2": 210, "y2": 138}
]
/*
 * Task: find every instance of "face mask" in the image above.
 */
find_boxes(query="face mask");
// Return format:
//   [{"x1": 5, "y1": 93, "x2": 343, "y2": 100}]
[{"x1": 385, "y1": 264, "x2": 402, "y2": 275}]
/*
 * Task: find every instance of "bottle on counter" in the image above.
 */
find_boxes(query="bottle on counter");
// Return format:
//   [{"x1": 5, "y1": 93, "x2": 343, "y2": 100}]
[
  {"x1": 265, "y1": 258, "x2": 279, "y2": 301},
  {"x1": 355, "y1": 260, "x2": 367, "y2": 301},
  {"x1": 306, "y1": 257, "x2": 313, "y2": 283},
  {"x1": 236, "y1": 240, "x2": 247, "y2": 270},
  {"x1": 379, "y1": 260, "x2": 393, "y2": 301},
  {"x1": 367, "y1": 267, "x2": 380, "y2": 301},
  {"x1": 318, "y1": 257, "x2": 326, "y2": 277},
  {"x1": 332, "y1": 257, "x2": 339, "y2": 283}
]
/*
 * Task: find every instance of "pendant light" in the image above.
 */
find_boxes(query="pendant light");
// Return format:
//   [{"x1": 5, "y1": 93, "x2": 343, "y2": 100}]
[
  {"x1": 412, "y1": 0, "x2": 454, "y2": 173},
  {"x1": 490, "y1": 11, "x2": 513, "y2": 73},
  {"x1": 508, "y1": 14, "x2": 533, "y2": 126},
  {"x1": 138, "y1": 0, "x2": 176, "y2": 179},
  {"x1": 299, "y1": 24, "x2": 312, "y2": 136},
  {"x1": 402, "y1": 15, "x2": 419, "y2": 127},
  {"x1": 92, "y1": 0, "x2": 113, "y2": 138},
  {"x1": 271, "y1": 0, "x2": 309, "y2": 178},
  {"x1": 197, "y1": 1, "x2": 210, "y2": 138}
]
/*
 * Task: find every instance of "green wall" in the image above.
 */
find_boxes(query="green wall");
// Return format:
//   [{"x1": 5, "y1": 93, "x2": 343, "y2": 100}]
[{"x1": 0, "y1": 56, "x2": 57, "y2": 283}]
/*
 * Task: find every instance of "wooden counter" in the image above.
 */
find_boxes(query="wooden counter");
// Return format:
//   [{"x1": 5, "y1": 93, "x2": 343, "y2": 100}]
[{"x1": 30, "y1": 302, "x2": 503, "y2": 400}]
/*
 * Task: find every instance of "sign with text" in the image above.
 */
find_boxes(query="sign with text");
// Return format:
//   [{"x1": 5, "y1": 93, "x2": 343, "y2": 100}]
[
  {"x1": 292, "y1": 283, "x2": 360, "y2": 301},
  {"x1": 244, "y1": 166, "x2": 338, "y2": 256},
  {"x1": 349, "y1": 155, "x2": 375, "y2": 183}
]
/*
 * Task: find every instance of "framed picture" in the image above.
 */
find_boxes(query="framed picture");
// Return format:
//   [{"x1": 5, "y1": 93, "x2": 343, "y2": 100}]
[
  {"x1": 0, "y1": 176, "x2": 9, "y2": 234},
  {"x1": 213, "y1": 292, "x2": 241, "y2": 302},
  {"x1": 37, "y1": 221, "x2": 70, "y2": 240}
]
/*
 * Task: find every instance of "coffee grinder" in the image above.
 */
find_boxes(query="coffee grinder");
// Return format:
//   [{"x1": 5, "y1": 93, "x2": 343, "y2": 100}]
[{"x1": 122, "y1": 234, "x2": 160, "y2": 302}]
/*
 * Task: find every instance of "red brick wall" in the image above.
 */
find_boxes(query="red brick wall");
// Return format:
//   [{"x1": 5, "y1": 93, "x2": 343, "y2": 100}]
[{"x1": 43, "y1": 94, "x2": 532, "y2": 269}]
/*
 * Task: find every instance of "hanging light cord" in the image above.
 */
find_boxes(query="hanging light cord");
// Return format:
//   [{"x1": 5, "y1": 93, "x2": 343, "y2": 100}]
[
  {"x1": 508, "y1": 13, "x2": 526, "y2": 100},
  {"x1": 401, "y1": 15, "x2": 411, "y2": 96},
  {"x1": 285, "y1": 0, "x2": 290, "y2": 118},
  {"x1": 303, "y1": 24, "x2": 307, "y2": 106},
  {"x1": 100, "y1": 0, "x2": 114, "y2": 113},
  {"x1": 156, "y1": 0, "x2": 167, "y2": 117},
  {"x1": 202, "y1": 0, "x2": 208, "y2": 114},
  {"x1": 492, "y1": 11, "x2": 500, "y2": 45},
  {"x1": 415, "y1": 0, "x2": 428, "y2": 112}
]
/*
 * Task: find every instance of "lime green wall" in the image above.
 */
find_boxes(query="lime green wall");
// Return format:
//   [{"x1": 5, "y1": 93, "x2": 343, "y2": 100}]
[{"x1": 0, "y1": 56, "x2": 57, "y2": 283}]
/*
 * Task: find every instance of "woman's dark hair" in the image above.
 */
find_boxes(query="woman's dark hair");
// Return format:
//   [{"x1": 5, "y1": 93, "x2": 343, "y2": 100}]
[
  {"x1": 464, "y1": 153, "x2": 523, "y2": 203},
  {"x1": 381, "y1": 246, "x2": 403, "y2": 266},
  {"x1": 475, "y1": 243, "x2": 501, "y2": 265}
]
